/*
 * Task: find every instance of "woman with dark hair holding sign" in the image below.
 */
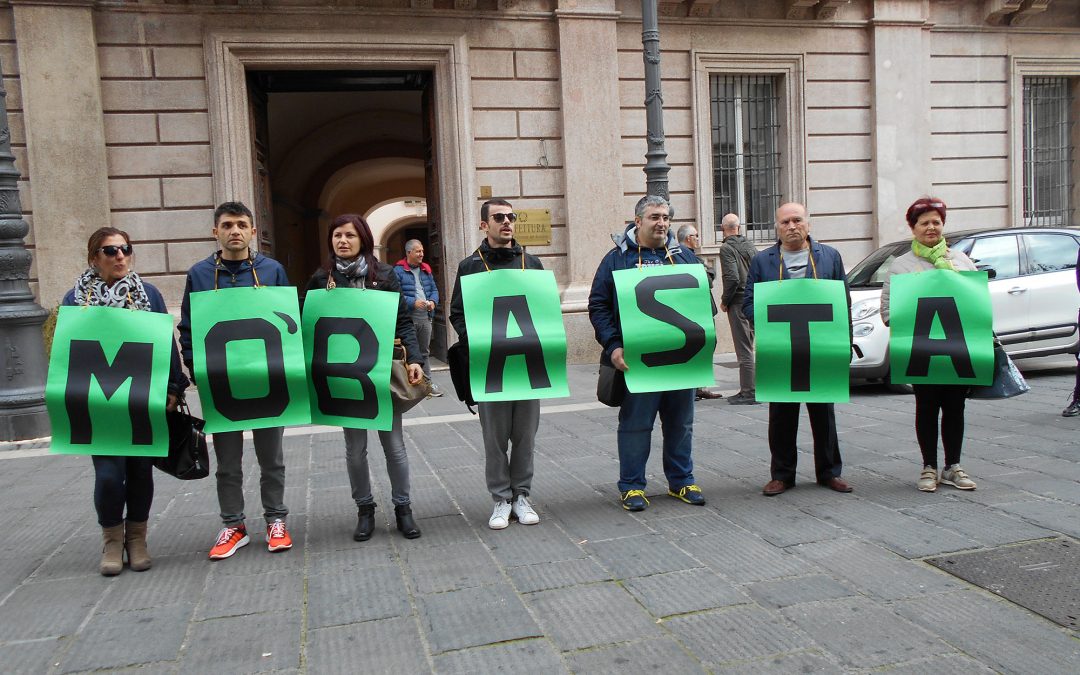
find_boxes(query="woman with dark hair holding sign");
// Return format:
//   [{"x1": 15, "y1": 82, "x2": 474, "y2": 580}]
[
  {"x1": 61, "y1": 227, "x2": 189, "y2": 575},
  {"x1": 881, "y1": 197, "x2": 978, "y2": 493},
  {"x1": 305, "y1": 214, "x2": 426, "y2": 541}
]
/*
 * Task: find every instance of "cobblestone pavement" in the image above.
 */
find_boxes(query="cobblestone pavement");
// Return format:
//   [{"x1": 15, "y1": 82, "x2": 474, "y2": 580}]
[{"x1": 1, "y1": 357, "x2": 1078, "y2": 673}]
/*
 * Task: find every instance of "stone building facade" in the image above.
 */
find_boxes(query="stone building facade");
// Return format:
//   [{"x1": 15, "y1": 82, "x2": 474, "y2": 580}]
[{"x1": 4, "y1": 0, "x2": 1079, "y2": 361}]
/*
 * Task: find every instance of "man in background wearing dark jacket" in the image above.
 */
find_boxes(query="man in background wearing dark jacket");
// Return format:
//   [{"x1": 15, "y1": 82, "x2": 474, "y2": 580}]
[
  {"x1": 178, "y1": 201, "x2": 294, "y2": 560},
  {"x1": 588, "y1": 195, "x2": 711, "y2": 512},
  {"x1": 449, "y1": 199, "x2": 544, "y2": 531},
  {"x1": 394, "y1": 239, "x2": 443, "y2": 396},
  {"x1": 718, "y1": 213, "x2": 759, "y2": 404},
  {"x1": 743, "y1": 202, "x2": 853, "y2": 497}
]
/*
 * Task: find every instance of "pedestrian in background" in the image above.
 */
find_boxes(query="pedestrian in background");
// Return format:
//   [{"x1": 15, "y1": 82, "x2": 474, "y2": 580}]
[
  {"x1": 394, "y1": 239, "x2": 444, "y2": 397},
  {"x1": 717, "y1": 213, "x2": 758, "y2": 404},
  {"x1": 676, "y1": 223, "x2": 723, "y2": 401}
]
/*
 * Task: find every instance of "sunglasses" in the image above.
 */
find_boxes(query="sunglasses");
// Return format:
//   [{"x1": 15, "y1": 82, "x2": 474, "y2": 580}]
[
  {"x1": 99, "y1": 244, "x2": 133, "y2": 257},
  {"x1": 490, "y1": 212, "x2": 517, "y2": 224}
]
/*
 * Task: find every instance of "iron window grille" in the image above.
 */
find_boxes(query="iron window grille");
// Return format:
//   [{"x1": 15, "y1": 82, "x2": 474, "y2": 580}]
[
  {"x1": 710, "y1": 75, "x2": 782, "y2": 242},
  {"x1": 1022, "y1": 77, "x2": 1074, "y2": 227}
]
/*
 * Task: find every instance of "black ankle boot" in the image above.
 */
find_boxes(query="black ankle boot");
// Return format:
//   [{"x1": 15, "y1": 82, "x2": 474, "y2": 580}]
[
  {"x1": 394, "y1": 504, "x2": 421, "y2": 539},
  {"x1": 354, "y1": 503, "x2": 376, "y2": 542}
]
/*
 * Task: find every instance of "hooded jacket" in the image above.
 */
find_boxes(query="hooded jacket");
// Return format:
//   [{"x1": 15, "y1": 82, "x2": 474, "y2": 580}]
[
  {"x1": 178, "y1": 251, "x2": 290, "y2": 372},
  {"x1": 393, "y1": 258, "x2": 440, "y2": 319},
  {"x1": 588, "y1": 221, "x2": 711, "y2": 366},
  {"x1": 448, "y1": 239, "x2": 544, "y2": 342}
]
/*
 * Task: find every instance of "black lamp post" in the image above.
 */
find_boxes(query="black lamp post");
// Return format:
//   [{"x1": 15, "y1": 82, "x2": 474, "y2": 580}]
[{"x1": 641, "y1": 0, "x2": 670, "y2": 199}]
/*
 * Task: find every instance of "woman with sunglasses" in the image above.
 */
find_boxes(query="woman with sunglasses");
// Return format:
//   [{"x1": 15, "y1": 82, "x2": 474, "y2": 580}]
[
  {"x1": 305, "y1": 214, "x2": 426, "y2": 541},
  {"x1": 880, "y1": 197, "x2": 978, "y2": 493},
  {"x1": 61, "y1": 227, "x2": 189, "y2": 575}
]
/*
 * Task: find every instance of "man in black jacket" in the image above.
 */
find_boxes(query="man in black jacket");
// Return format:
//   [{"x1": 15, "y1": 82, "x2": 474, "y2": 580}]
[{"x1": 449, "y1": 199, "x2": 545, "y2": 530}]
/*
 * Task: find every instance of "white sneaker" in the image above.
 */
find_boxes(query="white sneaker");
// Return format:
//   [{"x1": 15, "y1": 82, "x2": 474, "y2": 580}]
[
  {"x1": 511, "y1": 495, "x2": 540, "y2": 525},
  {"x1": 488, "y1": 500, "x2": 512, "y2": 529},
  {"x1": 918, "y1": 465, "x2": 938, "y2": 492},
  {"x1": 429, "y1": 383, "x2": 444, "y2": 398},
  {"x1": 940, "y1": 465, "x2": 977, "y2": 490}
]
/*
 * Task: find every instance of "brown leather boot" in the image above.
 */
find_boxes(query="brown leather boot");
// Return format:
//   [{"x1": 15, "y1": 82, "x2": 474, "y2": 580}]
[
  {"x1": 125, "y1": 520, "x2": 152, "y2": 572},
  {"x1": 100, "y1": 525, "x2": 125, "y2": 576}
]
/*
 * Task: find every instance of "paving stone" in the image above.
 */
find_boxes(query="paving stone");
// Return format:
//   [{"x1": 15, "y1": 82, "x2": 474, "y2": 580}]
[
  {"x1": 0, "y1": 577, "x2": 107, "y2": 641},
  {"x1": 648, "y1": 511, "x2": 749, "y2": 539},
  {"x1": 148, "y1": 516, "x2": 226, "y2": 558},
  {"x1": 546, "y1": 498, "x2": 654, "y2": 542},
  {"x1": 196, "y1": 568, "x2": 304, "y2": 620},
  {"x1": 479, "y1": 519, "x2": 587, "y2": 567},
  {"x1": 781, "y1": 596, "x2": 954, "y2": 668},
  {"x1": 676, "y1": 532, "x2": 814, "y2": 583},
  {"x1": 803, "y1": 499, "x2": 978, "y2": 558},
  {"x1": 307, "y1": 564, "x2": 410, "y2": 629},
  {"x1": 308, "y1": 543, "x2": 398, "y2": 576},
  {"x1": 179, "y1": 610, "x2": 301, "y2": 673},
  {"x1": 874, "y1": 653, "x2": 999, "y2": 674},
  {"x1": 103, "y1": 552, "x2": 208, "y2": 612},
  {"x1": 306, "y1": 618, "x2": 429, "y2": 675},
  {"x1": 996, "y1": 499, "x2": 1080, "y2": 539},
  {"x1": 894, "y1": 590, "x2": 1080, "y2": 674},
  {"x1": 711, "y1": 650, "x2": 841, "y2": 674},
  {"x1": 745, "y1": 574, "x2": 857, "y2": 609},
  {"x1": 710, "y1": 493, "x2": 844, "y2": 547},
  {"x1": 565, "y1": 636, "x2": 707, "y2": 674},
  {"x1": 526, "y1": 582, "x2": 662, "y2": 651},
  {"x1": 902, "y1": 501, "x2": 1056, "y2": 546},
  {"x1": 622, "y1": 567, "x2": 748, "y2": 617},
  {"x1": 26, "y1": 533, "x2": 106, "y2": 581},
  {"x1": 403, "y1": 513, "x2": 481, "y2": 549},
  {"x1": 417, "y1": 583, "x2": 540, "y2": 653},
  {"x1": 0, "y1": 637, "x2": 63, "y2": 673},
  {"x1": 433, "y1": 638, "x2": 566, "y2": 674},
  {"x1": 663, "y1": 606, "x2": 813, "y2": 665},
  {"x1": 585, "y1": 534, "x2": 701, "y2": 579},
  {"x1": 507, "y1": 557, "x2": 613, "y2": 593},
  {"x1": 792, "y1": 539, "x2": 962, "y2": 600},
  {"x1": 403, "y1": 541, "x2": 502, "y2": 594},
  {"x1": 57, "y1": 604, "x2": 193, "y2": 673},
  {"x1": 990, "y1": 471, "x2": 1080, "y2": 505}
]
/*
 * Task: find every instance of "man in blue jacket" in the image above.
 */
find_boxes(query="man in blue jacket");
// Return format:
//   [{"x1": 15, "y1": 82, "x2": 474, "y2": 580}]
[
  {"x1": 178, "y1": 201, "x2": 294, "y2": 560},
  {"x1": 394, "y1": 239, "x2": 443, "y2": 396},
  {"x1": 588, "y1": 195, "x2": 712, "y2": 512},
  {"x1": 743, "y1": 202, "x2": 853, "y2": 497}
]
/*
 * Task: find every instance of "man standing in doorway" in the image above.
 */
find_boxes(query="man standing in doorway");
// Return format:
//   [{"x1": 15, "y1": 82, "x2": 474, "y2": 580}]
[
  {"x1": 178, "y1": 201, "x2": 294, "y2": 560},
  {"x1": 676, "y1": 224, "x2": 723, "y2": 401},
  {"x1": 589, "y1": 195, "x2": 712, "y2": 512},
  {"x1": 743, "y1": 202, "x2": 853, "y2": 497},
  {"x1": 394, "y1": 239, "x2": 443, "y2": 396},
  {"x1": 718, "y1": 213, "x2": 759, "y2": 404},
  {"x1": 449, "y1": 199, "x2": 544, "y2": 530}
]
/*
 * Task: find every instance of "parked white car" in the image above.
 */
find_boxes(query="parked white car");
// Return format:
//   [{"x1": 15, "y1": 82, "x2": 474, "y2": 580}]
[{"x1": 848, "y1": 227, "x2": 1080, "y2": 381}]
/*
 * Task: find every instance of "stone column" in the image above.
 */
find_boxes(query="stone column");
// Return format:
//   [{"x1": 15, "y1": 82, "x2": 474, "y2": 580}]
[
  {"x1": 12, "y1": 0, "x2": 111, "y2": 306},
  {"x1": 869, "y1": 0, "x2": 931, "y2": 245},
  {"x1": 556, "y1": 0, "x2": 623, "y2": 361}
]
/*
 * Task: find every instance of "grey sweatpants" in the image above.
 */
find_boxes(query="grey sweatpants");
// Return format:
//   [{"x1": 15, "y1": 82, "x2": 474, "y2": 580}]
[
  {"x1": 477, "y1": 399, "x2": 540, "y2": 502},
  {"x1": 212, "y1": 427, "x2": 287, "y2": 526},
  {"x1": 411, "y1": 312, "x2": 433, "y2": 378},
  {"x1": 343, "y1": 413, "x2": 411, "y2": 507},
  {"x1": 727, "y1": 303, "x2": 756, "y2": 396}
]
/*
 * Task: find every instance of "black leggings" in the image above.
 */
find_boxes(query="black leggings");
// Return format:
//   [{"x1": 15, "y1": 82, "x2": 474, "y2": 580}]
[{"x1": 912, "y1": 384, "x2": 968, "y2": 469}]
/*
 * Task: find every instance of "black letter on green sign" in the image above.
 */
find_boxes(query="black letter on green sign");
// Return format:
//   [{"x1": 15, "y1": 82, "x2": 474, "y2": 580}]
[
  {"x1": 906, "y1": 297, "x2": 974, "y2": 378},
  {"x1": 205, "y1": 318, "x2": 289, "y2": 421},
  {"x1": 65, "y1": 340, "x2": 154, "y2": 445},
  {"x1": 636, "y1": 273, "x2": 706, "y2": 367},
  {"x1": 767, "y1": 304, "x2": 833, "y2": 391},
  {"x1": 311, "y1": 317, "x2": 379, "y2": 419},
  {"x1": 487, "y1": 295, "x2": 550, "y2": 393}
]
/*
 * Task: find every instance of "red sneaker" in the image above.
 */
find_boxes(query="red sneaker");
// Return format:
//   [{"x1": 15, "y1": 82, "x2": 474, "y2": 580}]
[
  {"x1": 209, "y1": 525, "x2": 249, "y2": 560},
  {"x1": 266, "y1": 519, "x2": 292, "y2": 552}
]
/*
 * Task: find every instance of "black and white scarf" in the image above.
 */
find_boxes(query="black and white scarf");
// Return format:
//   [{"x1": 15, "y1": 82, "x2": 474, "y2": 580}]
[
  {"x1": 73, "y1": 268, "x2": 152, "y2": 310},
  {"x1": 334, "y1": 256, "x2": 369, "y2": 284}
]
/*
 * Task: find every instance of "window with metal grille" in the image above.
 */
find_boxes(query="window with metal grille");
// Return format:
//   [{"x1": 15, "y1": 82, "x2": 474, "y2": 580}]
[
  {"x1": 710, "y1": 75, "x2": 782, "y2": 242},
  {"x1": 1022, "y1": 77, "x2": 1074, "y2": 227}
]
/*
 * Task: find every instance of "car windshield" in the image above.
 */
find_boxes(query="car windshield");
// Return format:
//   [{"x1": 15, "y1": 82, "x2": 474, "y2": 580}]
[{"x1": 846, "y1": 242, "x2": 909, "y2": 288}]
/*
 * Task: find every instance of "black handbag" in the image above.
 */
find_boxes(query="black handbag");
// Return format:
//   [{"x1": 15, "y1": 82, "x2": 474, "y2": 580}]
[
  {"x1": 447, "y1": 340, "x2": 476, "y2": 412},
  {"x1": 968, "y1": 343, "x2": 1030, "y2": 400},
  {"x1": 390, "y1": 339, "x2": 432, "y2": 413},
  {"x1": 597, "y1": 363, "x2": 627, "y2": 407},
  {"x1": 155, "y1": 400, "x2": 210, "y2": 480}
]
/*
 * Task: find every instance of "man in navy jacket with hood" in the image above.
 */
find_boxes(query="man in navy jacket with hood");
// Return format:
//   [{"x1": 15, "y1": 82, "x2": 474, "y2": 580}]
[
  {"x1": 743, "y1": 202, "x2": 854, "y2": 497},
  {"x1": 178, "y1": 201, "x2": 294, "y2": 561},
  {"x1": 589, "y1": 195, "x2": 712, "y2": 512}
]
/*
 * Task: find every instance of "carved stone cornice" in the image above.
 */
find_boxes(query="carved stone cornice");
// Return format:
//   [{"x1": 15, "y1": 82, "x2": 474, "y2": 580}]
[
  {"x1": 786, "y1": 0, "x2": 818, "y2": 20},
  {"x1": 985, "y1": 0, "x2": 1052, "y2": 25},
  {"x1": 1011, "y1": 0, "x2": 1051, "y2": 25},
  {"x1": 657, "y1": 0, "x2": 682, "y2": 17},
  {"x1": 687, "y1": 0, "x2": 718, "y2": 18}
]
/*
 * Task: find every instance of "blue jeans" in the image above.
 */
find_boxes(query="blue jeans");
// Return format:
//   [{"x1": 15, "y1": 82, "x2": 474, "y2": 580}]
[
  {"x1": 617, "y1": 389, "x2": 696, "y2": 493},
  {"x1": 92, "y1": 455, "x2": 154, "y2": 528}
]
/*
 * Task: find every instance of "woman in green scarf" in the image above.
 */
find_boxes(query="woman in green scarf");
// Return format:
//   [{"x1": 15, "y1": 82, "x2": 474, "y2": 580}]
[{"x1": 880, "y1": 197, "x2": 979, "y2": 493}]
